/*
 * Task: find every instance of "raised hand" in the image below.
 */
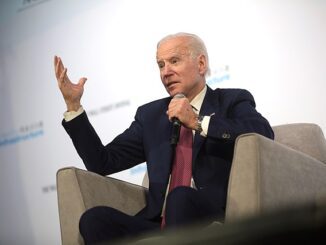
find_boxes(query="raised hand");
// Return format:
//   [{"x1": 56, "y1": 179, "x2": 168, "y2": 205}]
[{"x1": 54, "y1": 55, "x2": 87, "y2": 111}]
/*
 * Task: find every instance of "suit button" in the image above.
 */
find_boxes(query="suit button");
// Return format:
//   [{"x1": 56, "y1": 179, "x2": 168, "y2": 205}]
[{"x1": 222, "y1": 133, "x2": 231, "y2": 139}]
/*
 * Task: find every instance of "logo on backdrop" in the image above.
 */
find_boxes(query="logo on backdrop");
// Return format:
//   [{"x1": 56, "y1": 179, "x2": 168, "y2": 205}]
[
  {"x1": 207, "y1": 65, "x2": 230, "y2": 88},
  {"x1": 87, "y1": 100, "x2": 130, "y2": 117},
  {"x1": 42, "y1": 184, "x2": 56, "y2": 194},
  {"x1": 0, "y1": 120, "x2": 44, "y2": 148}
]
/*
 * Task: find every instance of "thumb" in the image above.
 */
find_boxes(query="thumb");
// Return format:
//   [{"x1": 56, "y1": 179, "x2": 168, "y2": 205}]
[{"x1": 78, "y1": 77, "x2": 87, "y2": 86}]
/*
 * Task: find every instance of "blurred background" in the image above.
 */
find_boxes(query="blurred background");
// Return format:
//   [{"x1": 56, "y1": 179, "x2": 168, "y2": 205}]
[{"x1": 0, "y1": 0, "x2": 325, "y2": 244}]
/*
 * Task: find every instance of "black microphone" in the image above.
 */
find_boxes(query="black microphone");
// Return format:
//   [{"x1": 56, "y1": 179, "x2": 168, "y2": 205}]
[{"x1": 170, "y1": 93, "x2": 185, "y2": 145}]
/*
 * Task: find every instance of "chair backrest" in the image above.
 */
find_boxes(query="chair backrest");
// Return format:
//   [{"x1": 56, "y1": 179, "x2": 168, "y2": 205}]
[
  {"x1": 142, "y1": 123, "x2": 326, "y2": 188},
  {"x1": 272, "y1": 123, "x2": 326, "y2": 164}
]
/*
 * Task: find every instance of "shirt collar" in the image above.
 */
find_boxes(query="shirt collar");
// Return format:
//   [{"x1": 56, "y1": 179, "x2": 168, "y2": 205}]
[{"x1": 190, "y1": 85, "x2": 207, "y2": 112}]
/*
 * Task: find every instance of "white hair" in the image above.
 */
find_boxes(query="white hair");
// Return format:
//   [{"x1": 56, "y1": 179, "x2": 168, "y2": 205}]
[{"x1": 157, "y1": 32, "x2": 211, "y2": 76}]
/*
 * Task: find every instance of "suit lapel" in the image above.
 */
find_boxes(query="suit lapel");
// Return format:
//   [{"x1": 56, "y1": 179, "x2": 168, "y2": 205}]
[
  {"x1": 156, "y1": 98, "x2": 175, "y2": 181},
  {"x1": 193, "y1": 87, "x2": 219, "y2": 161}
]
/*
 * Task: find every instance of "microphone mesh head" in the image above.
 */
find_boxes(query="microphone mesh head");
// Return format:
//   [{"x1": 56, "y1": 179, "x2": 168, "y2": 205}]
[{"x1": 174, "y1": 93, "x2": 185, "y2": 99}]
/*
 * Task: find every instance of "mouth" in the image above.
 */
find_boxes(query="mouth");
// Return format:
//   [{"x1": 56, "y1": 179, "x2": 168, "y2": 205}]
[{"x1": 166, "y1": 81, "x2": 179, "y2": 89}]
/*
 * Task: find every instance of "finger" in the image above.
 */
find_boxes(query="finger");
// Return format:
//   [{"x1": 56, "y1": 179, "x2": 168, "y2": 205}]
[
  {"x1": 168, "y1": 101, "x2": 178, "y2": 114},
  {"x1": 58, "y1": 57, "x2": 65, "y2": 71},
  {"x1": 54, "y1": 55, "x2": 57, "y2": 68},
  {"x1": 54, "y1": 55, "x2": 58, "y2": 65},
  {"x1": 55, "y1": 56, "x2": 65, "y2": 81},
  {"x1": 167, "y1": 112, "x2": 173, "y2": 122},
  {"x1": 78, "y1": 77, "x2": 87, "y2": 86},
  {"x1": 54, "y1": 56, "x2": 60, "y2": 80},
  {"x1": 166, "y1": 108, "x2": 176, "y2": 122},
  {"x1": 58, "y1": 68, "x2": 67, "y2": 85},
  {"x1": 56, "y1": 57, "x2": 65, "y2": 76}
]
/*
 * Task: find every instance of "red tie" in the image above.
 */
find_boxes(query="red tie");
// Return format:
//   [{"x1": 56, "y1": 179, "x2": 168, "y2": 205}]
[{"x1": 161, "y1": 125, "x2": 193, "y2": 228}]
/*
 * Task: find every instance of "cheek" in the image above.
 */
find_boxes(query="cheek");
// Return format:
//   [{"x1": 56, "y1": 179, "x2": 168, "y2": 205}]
[
  {"x1": 182, "y1": 70, "x2": 196, "y2": 81},
  {"x1": 178, "y1": 68, "x2": 189, "y2": 78},
  {"x1": 159, "y1": 72, "x2": 164, "y2": 81}
]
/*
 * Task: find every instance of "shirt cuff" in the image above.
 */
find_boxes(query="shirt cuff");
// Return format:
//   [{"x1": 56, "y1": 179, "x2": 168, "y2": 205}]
[
  {"x1": 63, "y1": 106, "x2": 84, "y2": 122},
  {"x1": 200, "y1": 116, "x2": 210, "y2": 137}
]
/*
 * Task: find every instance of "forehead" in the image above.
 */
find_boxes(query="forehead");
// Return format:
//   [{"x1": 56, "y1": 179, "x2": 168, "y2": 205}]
[{"x1": 156, "y1": 37, "x2": 190, "y2": 60}]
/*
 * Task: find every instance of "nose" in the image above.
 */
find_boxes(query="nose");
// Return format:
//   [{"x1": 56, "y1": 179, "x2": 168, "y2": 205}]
[{"x1": 161, "y1": 63, "x2": 173, "y2": 80}]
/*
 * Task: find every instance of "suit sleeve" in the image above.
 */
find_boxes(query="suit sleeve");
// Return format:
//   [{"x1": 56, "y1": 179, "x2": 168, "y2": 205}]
[
  {"x1": 207, "y1": 89, "x2": 274, "y2": 141},
  {"x1": 62, "y1": 109, "x2": 146, "y2": 176}
]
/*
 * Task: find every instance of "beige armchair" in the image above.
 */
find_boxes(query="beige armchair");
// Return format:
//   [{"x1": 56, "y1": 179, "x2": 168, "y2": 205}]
[{"x1": 56, "y1": 123, "x2": 326, "y2": 244}]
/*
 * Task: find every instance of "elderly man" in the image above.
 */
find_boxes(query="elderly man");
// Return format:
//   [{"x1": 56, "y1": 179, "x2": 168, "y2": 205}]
[{"x1": 54, "y1": 32, "x2": 274, "y2": 244}]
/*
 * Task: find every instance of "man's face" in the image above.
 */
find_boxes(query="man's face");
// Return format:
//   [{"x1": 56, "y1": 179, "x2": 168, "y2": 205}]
[{"x1": 156, "y1": 37, "x2": 206, "y2": 100}]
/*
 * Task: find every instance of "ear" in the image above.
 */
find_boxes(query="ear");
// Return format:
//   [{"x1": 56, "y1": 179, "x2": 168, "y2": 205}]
[{"x1": 197, "y1": 54, "x2": 207, "y2": 76}]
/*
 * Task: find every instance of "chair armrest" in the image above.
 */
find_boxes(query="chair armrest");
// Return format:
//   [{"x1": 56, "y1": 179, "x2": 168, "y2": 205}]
[
  {"x1": 56, "y1": 167, "x2": 147, "y2": 245},
  {"x1": 226, "y1": 133, "x2": 326, "y2": 222}
]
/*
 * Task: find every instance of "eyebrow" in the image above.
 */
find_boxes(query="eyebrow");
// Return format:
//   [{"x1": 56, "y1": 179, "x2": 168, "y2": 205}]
[{"x1": 156, "y1": 54, "x2": 183, "y2": 63}]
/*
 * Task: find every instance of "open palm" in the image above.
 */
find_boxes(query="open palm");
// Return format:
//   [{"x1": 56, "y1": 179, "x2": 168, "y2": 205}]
[{"x1": 54, "y1": 55, "x2": 87, "y2": 111}]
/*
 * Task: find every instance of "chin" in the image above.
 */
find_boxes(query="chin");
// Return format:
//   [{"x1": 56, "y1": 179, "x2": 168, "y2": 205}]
[
  {"x1": 168, "y1": 89, "x2": 183, "y2": 98},
  {"x1": 166, "y1": 89, "x2": 175, "y2": 97}
]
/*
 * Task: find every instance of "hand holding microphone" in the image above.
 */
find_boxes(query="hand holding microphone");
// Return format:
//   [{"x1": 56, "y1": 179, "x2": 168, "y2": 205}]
[{"x1": 168, "y1": 93, "x2": 198, "y2": 145}]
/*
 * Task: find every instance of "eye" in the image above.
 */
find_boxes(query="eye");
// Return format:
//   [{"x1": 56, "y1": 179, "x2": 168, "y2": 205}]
[
  {"x1": 157, "y1": 61, "x2": 165, "y2": 69},
  {"x1": 171, "y1": 58, "x2": 179, "y2": 64}
]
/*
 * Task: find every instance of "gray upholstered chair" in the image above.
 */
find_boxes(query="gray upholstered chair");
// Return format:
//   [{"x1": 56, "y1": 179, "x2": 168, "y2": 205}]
[{"x1": 56, "y1": 123, "x2": 326, "y2": 244}]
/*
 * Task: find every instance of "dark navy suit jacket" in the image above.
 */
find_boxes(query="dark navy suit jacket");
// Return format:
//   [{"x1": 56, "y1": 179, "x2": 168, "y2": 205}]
[{"x1": 63, "y1": 86, "x2": 274, "y2": 222}]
